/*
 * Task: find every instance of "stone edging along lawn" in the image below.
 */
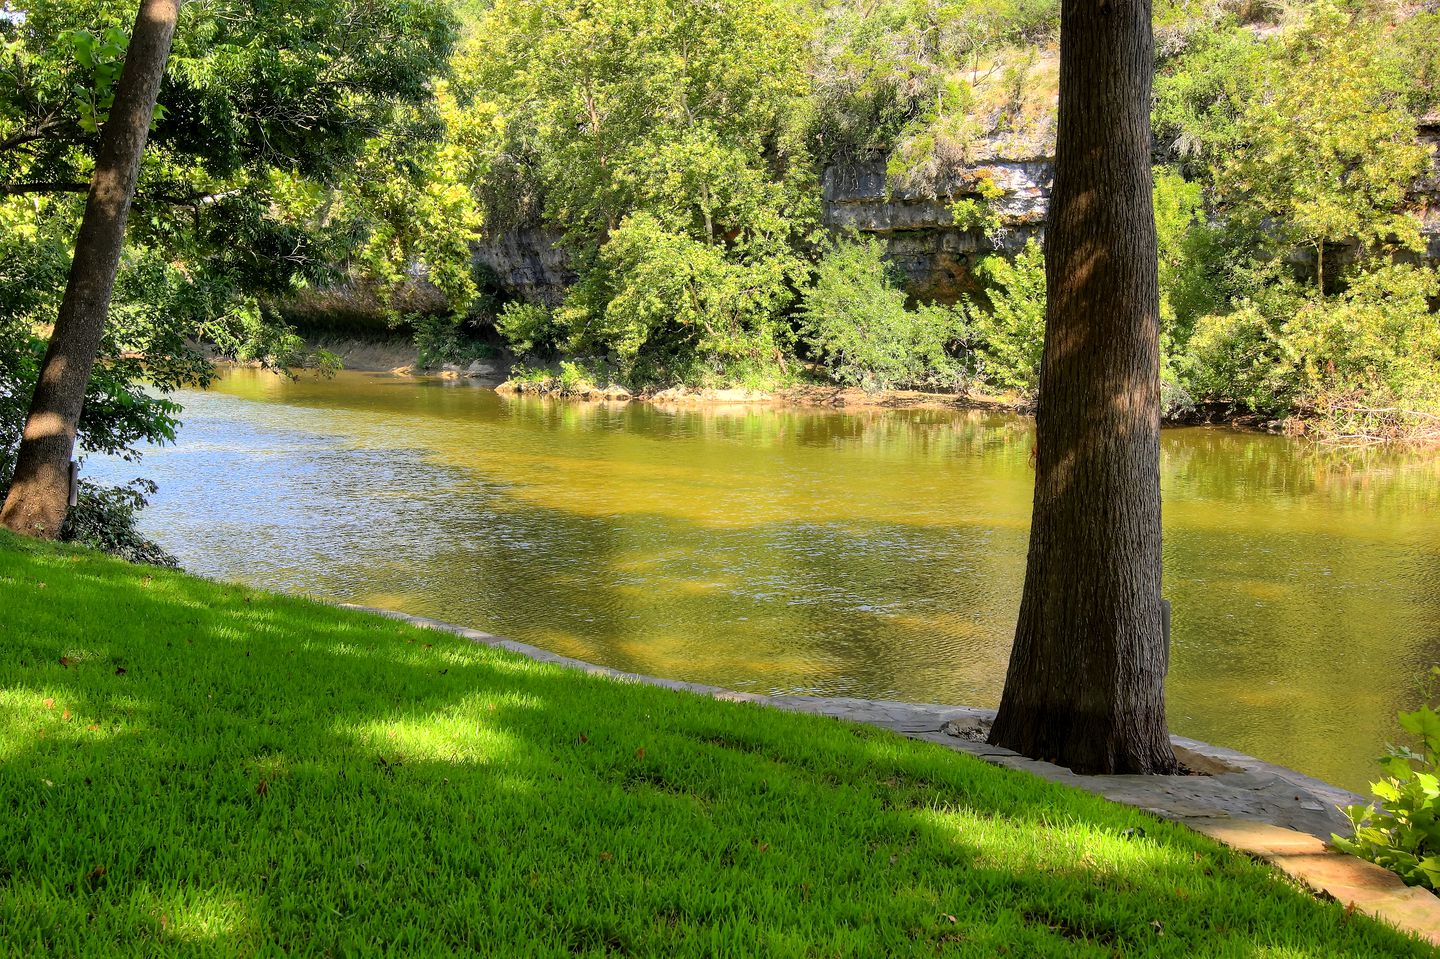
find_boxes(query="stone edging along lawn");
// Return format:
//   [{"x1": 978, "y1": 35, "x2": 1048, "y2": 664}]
[{"x1": 343, "y1": 603, "x2": 1440, "y2": 947}]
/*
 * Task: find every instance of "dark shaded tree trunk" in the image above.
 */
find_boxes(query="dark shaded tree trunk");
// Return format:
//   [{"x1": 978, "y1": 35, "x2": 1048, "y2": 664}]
[
  {"x1": 987, "y1": 0, "x2": 1178, "y2": 774},
  {"x1": 1, "y1": 0, "x2": 179, "y2": 538}
]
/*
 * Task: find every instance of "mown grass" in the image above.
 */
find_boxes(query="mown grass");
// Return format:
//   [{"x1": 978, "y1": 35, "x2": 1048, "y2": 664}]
[{"x1": 0, "y1": 532, "x2": 1431, "y2": 957}]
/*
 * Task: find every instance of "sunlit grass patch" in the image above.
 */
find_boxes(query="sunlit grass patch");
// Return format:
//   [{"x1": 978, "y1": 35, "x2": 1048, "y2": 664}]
[{"x1": 0, "y1": 531, "x2": 1432, "y2": 956}]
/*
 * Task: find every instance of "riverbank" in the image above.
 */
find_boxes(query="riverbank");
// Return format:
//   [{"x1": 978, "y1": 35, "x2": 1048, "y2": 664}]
[
  {"x1": 1, "y1": 531, "x2": 1432, "y2": 955},
  {"x1": 265, "y1": 334, "x2": 1323, "y2": 429},
  {"x1": 304, "y1": 335, "x2": 1317, "y2": 431}
]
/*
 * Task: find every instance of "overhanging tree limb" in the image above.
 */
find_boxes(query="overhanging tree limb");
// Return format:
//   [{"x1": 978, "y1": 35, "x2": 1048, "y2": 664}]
[
  {"x1": 2, "y1": 182, "x2": 244, "y2": 206},
  {"x1": 1, "y1": 0, "x2": 181, "y2": 538},
  {"x1": 1, "y1": 181, "x2": 91, "y2": 195}
]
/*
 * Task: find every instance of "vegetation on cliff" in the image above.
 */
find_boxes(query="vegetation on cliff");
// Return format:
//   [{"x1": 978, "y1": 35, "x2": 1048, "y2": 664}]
[{"x1": 442, "y1": 0, "x2": 1439, "y2": 439}]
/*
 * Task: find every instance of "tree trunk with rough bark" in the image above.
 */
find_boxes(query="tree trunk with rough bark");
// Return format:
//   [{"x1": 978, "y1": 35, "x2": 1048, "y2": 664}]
[
  {"x1": 987, "y1": 0, "x2": 1178, "y2": 775},
  {"x1": 1, "y1": 0, "x2": 179, "y2": 538}
]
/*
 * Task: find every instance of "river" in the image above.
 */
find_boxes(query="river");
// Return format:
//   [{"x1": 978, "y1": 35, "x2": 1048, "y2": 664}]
[{"x1": 87, "y1": 368, "x2": 1440, "y2": 791}]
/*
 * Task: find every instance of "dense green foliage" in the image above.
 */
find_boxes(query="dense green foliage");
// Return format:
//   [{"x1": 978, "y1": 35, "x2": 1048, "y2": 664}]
[
  {"x1": 0, "y1": 0, "x2": 460, "y2": 550},
  {"x1": 8, "y1": 0, "x2": 1440, "y2": 434},
  {"x1": 1151, "y1": 0, "x2": 1440, "y2": 436},
  {"x1": 5, "y1": 0, "x2": 1440, "y2": 557},
  {"x1": 965, "y1": 239, "x2": 1046, "y2": 395},
  {"x1": 0, "y1": 531, "x2": 1433, "y2": 955},
  {"x1": 437, "y1": 0, "x2": 1438, "y2": 438},
  {"x1": 1336, "y1": 668, "x2": 1440, "y2": 891},
  {"x1": 451, "y1": 0, "x2": 818, "y2": 386},
  {"x1": 800, "y1": 235, "x2": 965, "y2": 391}
]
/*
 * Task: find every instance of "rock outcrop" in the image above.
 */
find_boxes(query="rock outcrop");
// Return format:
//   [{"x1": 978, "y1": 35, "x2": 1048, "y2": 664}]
[
  {"x1": 474, "y1": 121, "x2": 1439, "y2": 308},
  {"x1": 1416, "y1": 114, "x2": 1440, "y2": 263},
  {"x1": 821, "y1": 158, "x2": 1051, "y2": 303},
  {"x1": 471, "y1": 226, "x2": 576, "y2": 306}
]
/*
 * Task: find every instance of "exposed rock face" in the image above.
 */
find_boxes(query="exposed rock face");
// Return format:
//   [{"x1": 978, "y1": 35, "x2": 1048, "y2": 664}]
[
  {"x1": 471, "y1": 226, "x2": 576, "y2": 306},
  {"x1": 1416, "y1": 116, "x2": 1440, "y2": 263},
  {"x1": 472, "y1": 163, "x2": 1053, "y2": 307},
  {"x1": 821, "y1": 158, "x2": 1052, "y2": 303},
  {"x1": 476, "y1": 126, "x2": 1438, "y2": 308}
]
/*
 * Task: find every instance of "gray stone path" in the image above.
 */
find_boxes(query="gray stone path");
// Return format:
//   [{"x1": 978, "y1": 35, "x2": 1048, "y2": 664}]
[{"x1": 342, "y1": 603, "x2": 1440, "y2": 947}]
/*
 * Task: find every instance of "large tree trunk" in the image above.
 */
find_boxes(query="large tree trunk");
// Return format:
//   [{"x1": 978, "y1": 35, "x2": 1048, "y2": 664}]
[
  {"x1": 987, "y1": 0, "x2": 1177, "y2": 775},
  {"x1": 0, "y1": 0, "x2": 179, "y2": 538}
]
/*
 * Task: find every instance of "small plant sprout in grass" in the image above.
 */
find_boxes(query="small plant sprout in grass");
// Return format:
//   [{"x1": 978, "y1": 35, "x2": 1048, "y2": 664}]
[
  {"x1": 0, "y1": 531, "x2": 1434, "y2": 956},
  {"x1": 1335, "y1": 666, "x2": 1440, "y2": 891}
]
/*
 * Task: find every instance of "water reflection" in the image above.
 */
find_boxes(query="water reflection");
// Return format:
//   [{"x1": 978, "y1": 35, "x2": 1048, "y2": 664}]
[{"x1": 87, "y1": 369, "x2": 1440, "y2": 790}]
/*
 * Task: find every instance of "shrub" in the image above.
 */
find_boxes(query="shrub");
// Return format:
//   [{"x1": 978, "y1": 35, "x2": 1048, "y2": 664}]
[
  {"x1": 965, "y1": 238, "x2": 1046, "y2": 396},
  {"x1": 1181, "y1": 263, "x2": 1440, "y2": 431},
  {"x1": 799, "y1": 236, "x2": 966, "y2": 392},
  {"x1": 1334, "y1": 667, "x2": 1440, "y2": 891},
  {"x1": 495, "y1": 301, "x2": 558, "y2": 356},
  {"x1": 1181, "y1": 289, "x2": 1302, "y2": 416},
  {"x1": 61, "y1": 479, "x2": 179, "y2": 568},
  {"x1": 558, "y1": 212, "x2": 798, "y2": 387},
  {"x1": 410, "y1": 312, "x2": 494, "y2": 368}
]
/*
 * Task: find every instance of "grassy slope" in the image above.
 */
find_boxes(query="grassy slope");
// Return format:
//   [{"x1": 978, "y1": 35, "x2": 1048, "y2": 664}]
[{"x1": 0, "y1": 533, "x2": 1430, "y2": 958}]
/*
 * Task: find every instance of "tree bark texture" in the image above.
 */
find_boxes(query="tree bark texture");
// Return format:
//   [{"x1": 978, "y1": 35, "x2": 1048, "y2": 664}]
[
  {"x1": 1, "y1": 0, "x2": 179, "y2": 537},
  {"x1": 987, "y1": 0, "x2": 1178, "y2": 774}
]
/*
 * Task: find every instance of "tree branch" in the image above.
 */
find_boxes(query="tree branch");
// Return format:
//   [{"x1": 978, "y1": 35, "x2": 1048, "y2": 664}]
[
  {"x1": 0, "y1": 115, "x2": 67, "y2": 153},
  {"x1": 2, "y1": 182, "x2": 245, "y2": 206},
  {"x1": 1, "y1": 181, "x2": 89, "y2": 196}
]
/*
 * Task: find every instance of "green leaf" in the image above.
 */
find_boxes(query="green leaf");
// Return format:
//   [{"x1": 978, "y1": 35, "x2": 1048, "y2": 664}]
[
  {"x1": 1379, "y1": 755, "x2": 1413, "y2": 781},
  {"x1": 1397, "y1": 706, "x2": 1440, "y2": 742},
  {"x1": 1372, "y1": 780, "x2": 1403, "y2": 803}
]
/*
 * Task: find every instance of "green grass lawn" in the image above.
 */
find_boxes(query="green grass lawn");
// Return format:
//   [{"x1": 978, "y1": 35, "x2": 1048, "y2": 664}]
[{"x1": 0, "y1": 532, "x2": 1431, "y2": 957}]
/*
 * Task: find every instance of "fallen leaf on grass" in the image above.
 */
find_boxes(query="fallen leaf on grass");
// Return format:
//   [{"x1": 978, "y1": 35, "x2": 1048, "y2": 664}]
[
  {"x1": 635, "y1": 746, "x2": 646, "y2": 760},
  {"x1": 58, "y1": 656, "x2": 71, "y2": 667},
  {"x1": 42, "y1": 698, "x2": 54, "y2": 709}
]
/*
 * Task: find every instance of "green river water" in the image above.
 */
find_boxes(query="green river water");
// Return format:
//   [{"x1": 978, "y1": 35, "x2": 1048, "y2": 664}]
[{"x1": 88, "y1": 368, "x2": 1440, "y2": 791}]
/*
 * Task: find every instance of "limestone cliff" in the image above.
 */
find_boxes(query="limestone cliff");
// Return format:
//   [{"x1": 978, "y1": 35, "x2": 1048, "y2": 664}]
[
  {"x1": 820, "y1": 158, "x2": 1051, "y2": 303},
  {"x1": 472, "y1": 119, "x2": 1440, "y2": 307},
  {"x1": 471, "y1": 226, "x2": 576, "y2": 307}
]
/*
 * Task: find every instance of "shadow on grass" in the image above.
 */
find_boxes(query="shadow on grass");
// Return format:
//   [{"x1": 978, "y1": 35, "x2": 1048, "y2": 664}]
[{"x1": 0, "y1": 536, "x2": 1431, "y2": 957}]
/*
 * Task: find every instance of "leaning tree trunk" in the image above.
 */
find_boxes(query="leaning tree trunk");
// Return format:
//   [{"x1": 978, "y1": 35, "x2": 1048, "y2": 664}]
[
  {"x1": 987, "y1": 0, "x2": 1177, "y2": 775},
  {"x1": 0, "y1": 0, "x2": 180, "y2": 538}
]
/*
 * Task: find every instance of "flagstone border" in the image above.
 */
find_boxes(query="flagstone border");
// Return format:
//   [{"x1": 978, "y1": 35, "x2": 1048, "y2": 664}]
[{"x1": 341, "y1": 603, "x2": 1440, "y2": 948}]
